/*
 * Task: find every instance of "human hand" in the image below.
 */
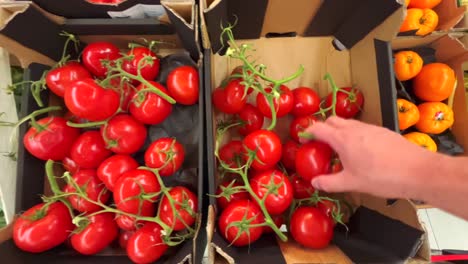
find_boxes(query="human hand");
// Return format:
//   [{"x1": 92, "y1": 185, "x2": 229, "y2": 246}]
[{"x1": 303, "y1": 116, "x2": 440, "y2": 199}]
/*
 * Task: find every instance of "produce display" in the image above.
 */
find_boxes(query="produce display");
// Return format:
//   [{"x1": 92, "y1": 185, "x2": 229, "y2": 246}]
[
  {"x1": 9, "y1": 33, "x2": 199, "y2": 263},
  {"x1": 399, "y1": 0, "x2": 442, "y2": 36},
  {"x1": 394, "y1": 49, "x2": 457, "y2": 153},
  {"x1": 211, "y1": 26, "x2": 358, "y2": 248}
]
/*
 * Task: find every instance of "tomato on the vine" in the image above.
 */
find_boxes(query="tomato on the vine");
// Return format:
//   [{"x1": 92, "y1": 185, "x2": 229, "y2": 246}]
[
  {"x1": 129, "y1": 81, "x2": 173, "y2": 125},
  {"x1": 289, "y1": 206, "x2": 334, "y2": 249},
  {"x1": 116, "y1": 214, "x2": 152, "y2": 232},
  {"x1": 325, "y1": 87, "x2": 364, "y2": 119},
  {"x1": 243, "y1": 129, "x2": 282, "y2": 171},
  {"x1": 250, "y1": 169, "x2": 293, "y2": 215},
  {"x1": 216, "y1": 181, "x2": 249, "y2": 210},
  {"x1": 289, "y1": 115, "x2": 318, "y2": 143},
  {"x1": 62, "y1": 156, "x2": 79, "y2": 175},
  {"x1": 82, "y1": 42, "x2": 121, "y2": 78},
  {"x1": 212, "y1": 79, "x2": 247, "y2": 114},
  {"x1": 23, "y1": 116, "x2": 80, "y2": 161},
  {"x1": 70, "y1": 131, "x2": 112, "y2": 169},
  {"x1": 126, "y1": 222, "x2": 168, "y2": 264},
  {"x1": 97, "y1": 154, "x2": 139, "y2": 192},
  {"x1": 119, "y1": 230, "x2": 135, "y2": 249},
  {"x1": 218, "y1": 200, "x2": 264, "y2": 246},
  {"x1": 263, "y1": 214, "x2": 284, "y2": 234},
  {"x1": 256, "y1": 85, "x2": 294, "y2": 118},
  {"x1": 218, "y1": 140, "x2": 245, "y2": 169},
  {"x1": 71, "y1": 213, "x2": 118, "y2": 255},
  {"x1": 237, "y1": 103, "x2": 264, "y2": 136},
  {"x1": 63, "y1": 169, "x2": 110, "y2": 213},
  {"x1": 281, "y1": 140, "x2": 299, "y2": 172},
  {"x1": 13, "y1": 202, "x2": 74, "y2": 253},
  {"x1": 101, "y1": 114, "x2": 147, "y2": 155},
  {"x1": 159, "y1": 186, "x2": 198, "y2": 231},
  {"x1": 167, "y1": 66, "x2": 199, "y2": 105},
  {"x1": 317, "y1": 199, "x2": 340, "y2": 220},
  {"x1": 144, "y1": 137, "x2": 185, "y2": 176},
  {"x1": 45, "y1": 62, "x2": 92, "y2": 97},
  {"x1": 291, "y1": 87, "x2": 320, "y2": 117},
  {"x1": 290, "y1": 173, "x2": 315, "y2": 199},
  {"x1": 295, "y1": 141, "x2": 333, "y2": 181},
  {"x1": 122, "y1": 46, "x2": 160, "y2": 83}
]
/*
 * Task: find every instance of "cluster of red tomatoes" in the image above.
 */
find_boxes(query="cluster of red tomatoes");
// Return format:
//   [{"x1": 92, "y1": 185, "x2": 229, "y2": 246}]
[
  {"x1": 13, "y1": 39, "x2": 199, "y2": 264},
  {"x1": 212, "y1": 67, "x2": 364, "y2": 249}
]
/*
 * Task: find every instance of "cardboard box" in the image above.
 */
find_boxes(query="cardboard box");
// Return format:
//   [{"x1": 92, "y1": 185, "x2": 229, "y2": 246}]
[
  {"x1": 0, "y1": 2, "x2": 206, "y2": 263},
  {"x1": 201, "y1": 0, "x2": 430, "y2": 263}
]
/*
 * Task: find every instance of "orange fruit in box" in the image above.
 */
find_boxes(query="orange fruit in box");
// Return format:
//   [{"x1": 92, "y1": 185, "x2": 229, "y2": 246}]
[
  {"x1": 403, "y1": 132, "x2": 437, "y2": 152},
  {"x1": 399, "y1": 8, "x2": 439, "y2": 36},
  {"x1": 394, "y1": 50, "x2": 423, "y2": 81},
  {"x1": 413, "y1": 63, "x2": 456, "y2": 102},
  {"x1": 408, "y1": 0, "x2": 442, "y2": 9},
  {"x1": 415, "y1": 102, "x2": 454, "y2": 134},
  {"x1": 397, "y1": 99, "x2": 420, "y2": 130}
]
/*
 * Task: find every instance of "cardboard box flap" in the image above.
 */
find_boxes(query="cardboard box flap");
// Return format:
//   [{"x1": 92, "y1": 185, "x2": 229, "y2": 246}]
[
  {"x1": 434, "y1": 0, "x2": 466, "y2": 31},
  {"x1": 203, "y1": 0, "x2": 403, "y2": 53}
]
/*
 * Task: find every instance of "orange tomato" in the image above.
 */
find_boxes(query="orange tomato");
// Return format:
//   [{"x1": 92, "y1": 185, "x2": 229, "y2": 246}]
[
  {"x1": 399, "y1": 8, "x2": 439, "y2": 36},
  {"x1": 415, "y1": 102, "x2": 454, "y2": 134},
  {"x1": 405, "y1": 0, "x2": 411, "y2": 6},
  {"x1": 413, "y1": 63, "x2": 456, "y2": 102},
  {"x1": 394, "y1": 51, "x2": 423, "y2": 81},
  {"x1": 409, "y1": 0, "x2": 441, "y2": 9},
  {"x1": 397, "y1": 99, "x2": 420, "y2": 130},
  {"x1": 403, "y1": 132, "x2": 437, "y2": 152}
]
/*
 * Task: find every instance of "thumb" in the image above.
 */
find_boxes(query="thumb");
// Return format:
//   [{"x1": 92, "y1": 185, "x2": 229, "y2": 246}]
[{"x1": 311, "y1": 172, "x2": 351, "y2": 193}]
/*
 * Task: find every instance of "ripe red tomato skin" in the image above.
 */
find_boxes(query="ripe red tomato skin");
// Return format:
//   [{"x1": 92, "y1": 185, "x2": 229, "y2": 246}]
[
  {"x1": 23, "y1": 116, "x2": 80, "y2": 161},
  {"x1": 243, "y1": 130, "x2": 282, "y2": 171},
  {"x1": 144, "y1": 138, "x2": 185, "y2": 176},
  {"x1": 295, "y1": 141, "x2": 333, "y2": 182},
  {"x1": 159, "y1": 186, "x2": 198, "y2": 231},
  {"x1": 256, "y1": 85, "x2": 294, "y2": 118},
  {"x1": 212, "y1": 80, "x2": 247, "y2": 114},
  {"x1": 263, "y1": 214, "x2": 284, "y2": 234},
  {"x1": 45, "y1": 62, "x2": 92, "y2": 97},
  {"x1": 216, "y1": 181, "x2": 249, "y2": 210},
  {"x1": 62, "y1": 156, "x2": 79, "y2": 175},
  {"x1": 167, "y1": 66, "x2": 199, "y2": 105},
  {"x1": 218, "y1": 140, "x2": 245, "y2": 169},
  {"x1": 97, "y1": 154, "x2": 139, "y2": 192},
  {"x1": 290, "y1": 173, "x2": 315, "y2": 199},
  {"x1": 291, "y1": 87, "x2": 321, "y2": 117},
  {"x1": 13, "y1": 202, "x2": 74, "y2": 253},
  {"x1": 218, "y1": 200, "x2": 263, "y2": 246},
  {"x1": 82, "y1": 42, "x2": 121, "y2": 78},
  {"x1": 119, "y1": 230, "x2": 135, "y2": 249},
  {"x1": 238, "y1": 103, "x2": 264, "y2": 136},
  {"x1": 290, "y1": 115, "x2": 318, "y2": 143},
  {"x1": 114, "y1": 169, "x2": 160, "y2": 215},
  {"x1": 212, "y1": 88, "x2": 229, "y2": 113},
  {"x1": 65, "y1": 78, "x2": 120, "y2": 121},
  {"x1": 318, "y1": 200, "x2": 339, "y2": 221},
  {"x1": 122, "y1": 47, "x2": 160, "y2": 84},
  {"x1": 116, "y1": 214, "x2": 152, "y2": 232},
  {"x1": 325, "y1": 87, "x2": 364, "y2": 119},
  {"x1": 250, "y1": 169, "x2": 293, "y2": 215},
  {"x1": 281, "y1": 140, "x2": 299, "y2": 172},
  {"x1": 101, "y1": 114, "x2": 147, "y2": 155},
  {"x1": 70, "y1": 131, "x2": 112, "y2": 169},
  {"x1": 290, "y1": 206, "x2": 334, "y2": 249},
  {"x1": 70, "y1": 213, "x2": 118, "y2": 255},
  {"x1": 129, "y1": 81, "x2": 173, "y2": 125},
  {"x1": 126, "y1": 222, "x2": 168, "y2": 264},
  {"x1": 63, "y1": 169, "x2": 110, "y2": 213}
]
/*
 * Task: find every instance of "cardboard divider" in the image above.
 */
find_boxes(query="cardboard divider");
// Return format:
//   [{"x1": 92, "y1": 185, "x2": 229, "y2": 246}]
[{"x1": 434, "y1": 0, "x2": 466, "y2": 31}]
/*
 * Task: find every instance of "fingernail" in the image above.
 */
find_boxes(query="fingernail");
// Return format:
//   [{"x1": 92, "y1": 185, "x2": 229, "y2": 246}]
[{"x1": 312, "y1": 179, "x2": 321, "y2": 190}]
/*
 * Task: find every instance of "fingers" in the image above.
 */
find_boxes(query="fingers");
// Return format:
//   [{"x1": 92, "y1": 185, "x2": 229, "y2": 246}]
[
  {"x1": 311, "y1": 171, "x2": 352, "y2": 193},
  {"x1": 302, "y1": 121, "x2": 343, "y2": 152},
  {"x1": 324, "y1": 116, "x2": 348, "y2": 128}
]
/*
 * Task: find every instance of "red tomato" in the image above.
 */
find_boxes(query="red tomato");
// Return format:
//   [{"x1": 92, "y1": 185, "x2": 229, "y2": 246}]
[
  {"x1": 119, "y1": 230, "x2": 134, "y2": 249},
  {"x1": 65, "y1": 78, "x2": 120, "y2": 121},
  {"x1": 263, "y1": 214, "x2": 284, "y2": 234},
  {"x1": 70, "y1": 131, "x2": 112, "y2": 169},
  {"x1": 122, "y1": 47, "x2": 160, "y2": 84},
  {"x1": 290, "y1": 206, "x2": 333, "y2": 249},
  {"x1": 218, "y1": 200, "x2": 263, "y2": 246},
  {"x1": 129, "y1": 81, "x2": 173, "y2": 125},
  {"x1": 291, "y1": 87, "x2": 321, "y2": 117},
  {"x1": 281, "y1": 140, "x2": 299, "y2": 172},
  {"x1": 64, "y1": 111, "x2": 88, "y2": 124},
  {"x1": 63, "y1": 169, "x2": 110, "y2": 213},
  {"x1": 81, "y1": 42, "x2": 121, "y2": 78},
  {"x1": 114, "y1": 169, "x2": 160, "y2": 215},
  {"x1": 23, "y1": 116, "x2": 80, "y2": 161},
  {"x1": 243, "y1": 130, "x2": 282, "y2": 171},
  {"x1": 289, "y1": 115, "x2": 318, "y2": 143},
  {"x1": 318, "y1": 200, "x2": 340, "y2": 220},
  {"x1": 325, "y1": 87, "x2": 364, "y2": 119},
  {"x1": 250, "y1": 169, "x2": 293, "y2": 215},
  {"x1": 256, "y1": 85, "x2": 294, "y2": 118},
  {"x1": 71, "y1": 213, "x2": 118, "y2": 255},
  {"x1": 295, "y1": 141, "x2": 333, "y2": 181},
  {"x1": 13, "y1": 202, "x2": 74, "y2": 253},
  {"x1": 290, "y1": 173, "x2": 315, "y2": 199},
  {"x1": 62, "y1": 156, "x2": 79, "y2": 175},
  {"x1": 218, "y1": 140, "x2": 245, "y2": 169},
  {"x1": 216, "y1": 181, "x2": 249, "y2": 210},
  {"x1": 330, "y1": 158, "x2": 343, "y2": 173},
  {"x1": 167, "y1": 66, "x2": 199, "y2": 105},
  {"x1": 116, "y1": 214, "x2": 152, "y2": 232},
  {"x1": 238, "y1": 103, "x2": 264, "y2": 136},
  {"x1": 144, "y1": 138, "x2": 185, "y2": 176},
  {"x1": 159, "y1": 186, "x2": 198, "y2": 231},
  {"x1": 127, "y1": 222, "x2": 168, "y2": 264},
  {"x1": 212, "y1": 79, "x2": 247, "y2": 114},
  {"x1": 110, "y1": 78, "x2": 135, "y2": 112},
  {"x1": 101, "y1": 114, "x2": 147, "y2": 155},
  {"x1": 45, "y1": 62, "x2": 92, "y2": 97},
  {"x1": 97, "y1": 154, "x2": 139, "y2": 191}
]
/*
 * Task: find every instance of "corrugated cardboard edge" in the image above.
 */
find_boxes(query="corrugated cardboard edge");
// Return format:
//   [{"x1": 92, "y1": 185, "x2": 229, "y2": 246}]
[
  {"x1": 199, "y1": 0, "x2": 210, "y2": 50},
  {"x1": 161, "y1": 0, "x2": 194, "y2": 30},
  {"x1": 0, "y1": 224, "x2": 13, "y2": 244},
  {"x1": 434, "y1": 0, "x2": 466, "y2": 31}
]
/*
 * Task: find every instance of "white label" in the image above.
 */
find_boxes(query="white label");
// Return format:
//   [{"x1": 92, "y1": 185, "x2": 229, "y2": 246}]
[{"x1": 108, "y1": 4, "x2": 166, "y2": 19}]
